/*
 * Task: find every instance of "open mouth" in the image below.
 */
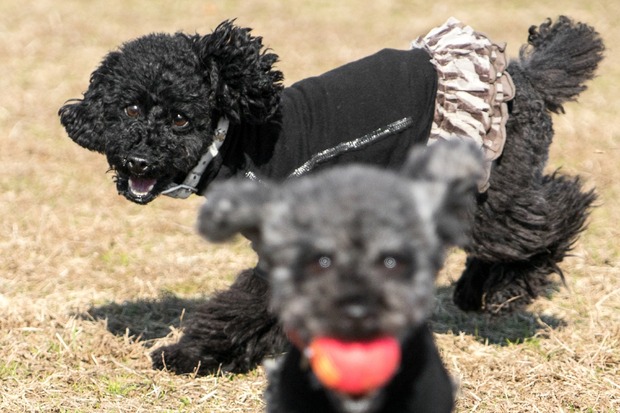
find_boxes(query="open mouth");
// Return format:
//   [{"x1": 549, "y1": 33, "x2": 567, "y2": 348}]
[
  {"x1": 128, "y1": 177, "x2": 157, "y2": 198},
  {"x1": 115, "y1": 174, "x2": 163, "y2": 205}
]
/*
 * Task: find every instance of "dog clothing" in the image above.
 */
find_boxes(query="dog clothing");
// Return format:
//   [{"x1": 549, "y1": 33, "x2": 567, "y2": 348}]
[
  {"x1": 413, "y1": 17, "x2": 515, "y2": 191},
  {"x1": 196, "y1": 18, "x2": 513, "y2": 194}
]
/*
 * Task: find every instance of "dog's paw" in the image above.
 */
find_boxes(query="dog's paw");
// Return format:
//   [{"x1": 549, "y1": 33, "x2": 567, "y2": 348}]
[
  {"x1": 150, "y1": 343, "x2": 222, "y2": 376},
  {"x1": 455, "y1": 258, "x2": 555, "y2": 315},
  {"x1": 480, "y1": 284, "x2": 535, "y2": 315},
  {"x1": 453, "y1": 258, "x2": 489, "y2": 312}
]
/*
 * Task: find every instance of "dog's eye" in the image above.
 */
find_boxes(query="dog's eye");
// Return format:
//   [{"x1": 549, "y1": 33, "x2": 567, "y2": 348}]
[
  {"x1": 125, "y1": 104, "x2": 140, "y2": 118},
  {"x1": 318, "y1": 256, "x2": 332, "y2": 269},
  {"x1": 305, "y1": 255, "x2": 333, "y2": 275},
  {"x1": 172, "y1": 113, "x2": 189, "y2": 128},
  {"x1": 378, "y1": 254, "x2": 411, "y2": 277}
]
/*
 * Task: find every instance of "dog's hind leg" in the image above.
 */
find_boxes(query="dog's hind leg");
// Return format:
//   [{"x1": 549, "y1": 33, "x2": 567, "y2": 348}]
[
  {"x1": 454, "y1": 16, "x2": 602, "y2": 314},
  {"x1": 151, "y1": 268, "x2": 288, "y2": 375},
  {"x1": 538, "y1": 173, "x2": 596, "y2": 268},
  {"x1": 487, "y1": 174, "x2": 595, "y2": 312},
  {"x1": 455, "y1": 173, "x2": 595, "y2": 314}
]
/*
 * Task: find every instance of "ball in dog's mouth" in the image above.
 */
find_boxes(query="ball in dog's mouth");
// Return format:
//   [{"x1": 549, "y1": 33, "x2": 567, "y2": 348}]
[{"x1": 306, "y1": 336, "x2": 401, "y2": 396}]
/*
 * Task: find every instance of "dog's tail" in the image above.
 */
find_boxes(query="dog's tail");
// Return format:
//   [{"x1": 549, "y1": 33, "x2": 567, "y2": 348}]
[{"x1": 515, "y1": 16, "x2": 605, "y2": 114}]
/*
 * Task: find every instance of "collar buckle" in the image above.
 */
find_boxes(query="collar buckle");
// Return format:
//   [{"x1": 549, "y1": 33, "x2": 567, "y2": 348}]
[{"x1": 162, "y1": 117, "x2": 229, "y2": 199}]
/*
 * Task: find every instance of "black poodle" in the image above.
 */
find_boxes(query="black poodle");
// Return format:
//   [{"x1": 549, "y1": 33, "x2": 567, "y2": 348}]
[{"x1": 59, "y1": 17, "x2": 604, "y2": 375}]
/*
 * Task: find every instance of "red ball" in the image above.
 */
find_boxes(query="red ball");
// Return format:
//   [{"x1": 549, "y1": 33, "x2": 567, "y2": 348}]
[{"x1": 308, "y1": 336, "x2": 401, "y2": 395}]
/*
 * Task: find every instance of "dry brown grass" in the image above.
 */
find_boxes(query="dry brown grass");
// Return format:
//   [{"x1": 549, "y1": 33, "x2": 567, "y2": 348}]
[{"x1": 0, "y1": 0, "x2": 618, "y2": 411}]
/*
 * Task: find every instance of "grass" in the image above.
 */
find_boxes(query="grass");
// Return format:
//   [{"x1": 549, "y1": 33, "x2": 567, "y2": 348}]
[{"x1": 1, "y1": 0, "x2": 619, "y2": 411}]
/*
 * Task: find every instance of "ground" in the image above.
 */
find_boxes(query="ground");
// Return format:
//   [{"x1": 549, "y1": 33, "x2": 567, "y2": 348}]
[{"x1": 0, "y1": 0, "x2": 618, "y2": 411}]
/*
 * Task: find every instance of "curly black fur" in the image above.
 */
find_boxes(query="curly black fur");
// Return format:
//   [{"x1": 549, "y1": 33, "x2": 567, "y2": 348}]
[
  {"x1": 59, "y1": 16, "x2": 604, "y2": 374},
  {"x1": 454, "y1": 16, "x2": 603, "y2": 313},
  {"x1": 151, "y1": 269, "x2": 288, "y2": 373},
  {"x1": 523, "y1": 16, "x2": 603, "y2": 114},
  {"x1": 59, "y1": 20, "x2": 282, "y2": 204}
]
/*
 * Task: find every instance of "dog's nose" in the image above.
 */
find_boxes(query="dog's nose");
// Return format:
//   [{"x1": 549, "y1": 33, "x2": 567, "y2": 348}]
[
  {"x1": 343, "y1": 303, "x2": 370, "y2": 320},
  {"x1": 126, "y1": 156, "x2": 151, "y2": 175}
]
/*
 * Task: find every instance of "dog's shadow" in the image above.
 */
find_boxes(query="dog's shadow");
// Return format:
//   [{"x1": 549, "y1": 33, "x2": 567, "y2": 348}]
[
  {"x1": 80, "y1": 286, "x2": 565, "y2": 349},
  {"x1": 78, "y1": 292, "x2": 207, "y2": 347},
  {"x1": 431, "y1": 285, "x2": 566, "y2": 346}
]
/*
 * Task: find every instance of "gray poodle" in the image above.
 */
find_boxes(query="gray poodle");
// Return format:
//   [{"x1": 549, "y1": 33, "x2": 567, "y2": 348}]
[{"x1": 197, "y1": 140, "x2": 484, "y2": 413}]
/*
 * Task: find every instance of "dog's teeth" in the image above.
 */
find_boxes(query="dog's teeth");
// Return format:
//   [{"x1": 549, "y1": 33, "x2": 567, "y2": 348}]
[{"x1": 128, "y1": 177, "x2": 156, "y2": 197}]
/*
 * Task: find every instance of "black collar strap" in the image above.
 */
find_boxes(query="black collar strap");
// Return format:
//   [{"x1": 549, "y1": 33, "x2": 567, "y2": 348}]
[{"x1": 161, "y1": 118, "x2": 230, "y2": 199}]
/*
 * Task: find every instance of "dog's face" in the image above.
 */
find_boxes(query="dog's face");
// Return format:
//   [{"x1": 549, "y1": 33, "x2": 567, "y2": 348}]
[
  {"x1": 199, "y1": 141, "x2": 482, "y2": 412},
  {"x1": 59, "y1": 21, "x2": 283, "y2": 204},
  {"x1": 202, "y1": 167, "x2": 455, "y2": 341},
  {"x1": 63, "y1": 34, "x2": 216, "y2": 204},
  {"x1": 258, "y1": 172, "x2": 445, "y2": 343}
]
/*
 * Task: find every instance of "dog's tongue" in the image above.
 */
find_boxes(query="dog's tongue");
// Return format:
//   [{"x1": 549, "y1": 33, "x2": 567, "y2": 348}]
[
  {"x1": 307, "y1": 336, "x2": 401, "y2": 396},
  {"x1": 128, "y1": 177, "x2": 156, "y2": 196}
]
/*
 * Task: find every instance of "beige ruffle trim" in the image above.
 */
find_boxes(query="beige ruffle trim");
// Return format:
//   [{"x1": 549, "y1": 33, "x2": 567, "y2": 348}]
[{"x1": 412, "y1": 17, "x2": 515, "y2": 192}]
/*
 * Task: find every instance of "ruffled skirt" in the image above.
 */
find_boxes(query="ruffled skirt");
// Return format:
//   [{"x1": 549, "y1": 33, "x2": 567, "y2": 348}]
[{"x1": 412, "y1": 17, "x2": 516, "y2": 192}]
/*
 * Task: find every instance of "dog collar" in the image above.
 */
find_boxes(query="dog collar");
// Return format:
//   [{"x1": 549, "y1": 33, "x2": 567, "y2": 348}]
[{"x1": 161, "y1": 117, "x2": 230, "y2": 199}]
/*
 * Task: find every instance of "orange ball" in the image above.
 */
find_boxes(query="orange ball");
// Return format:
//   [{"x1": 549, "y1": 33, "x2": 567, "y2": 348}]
[{"x1": 308, "y1": 336, "x2": 401, "y2": 395}]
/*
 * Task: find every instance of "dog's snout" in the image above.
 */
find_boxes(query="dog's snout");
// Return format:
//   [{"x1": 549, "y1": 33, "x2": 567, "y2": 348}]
[
  {"x1": 126, "y1": 155, "x2": 151, "y2": 175},
  {"x1": 343, "y1": 302, "x2": 371, "y2": 320}
]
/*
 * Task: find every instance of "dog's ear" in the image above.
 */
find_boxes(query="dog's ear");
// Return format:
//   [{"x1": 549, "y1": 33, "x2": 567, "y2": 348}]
[
  {"x1": 197, "y1": 179, "x2": 271, "y2": 244},
  {"x1": 193, "y1": 20, "x2": 284, "y2": 124},
  {"x1": 58, "y1": 95, "x2": 106, "y2": 153},
  {"x1": 58, "y1": 52, "x2": 121, "y2": 153},
  {"x1": 404, "y1": 141, "x2": 485, "y2": 247},
  {"x1": 402, "y1": 140, "x2": 485, "y2": 186}
]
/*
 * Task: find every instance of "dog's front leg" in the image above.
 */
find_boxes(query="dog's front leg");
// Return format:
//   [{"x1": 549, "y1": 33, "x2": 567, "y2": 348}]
[{"x1": 151, "y1": 266, "x2": 287, "y2": 375}]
